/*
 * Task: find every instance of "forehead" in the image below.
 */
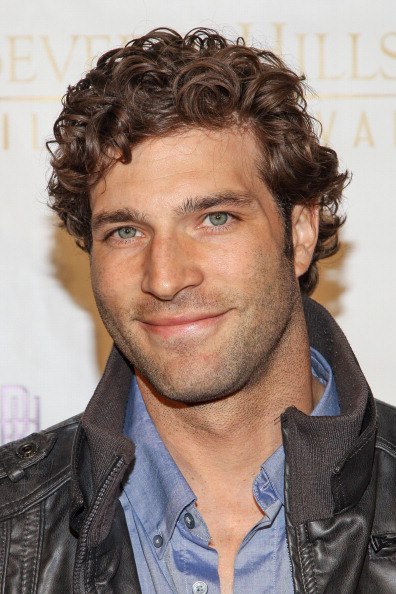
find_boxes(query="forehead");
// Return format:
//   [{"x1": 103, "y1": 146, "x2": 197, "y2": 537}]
[
  {"x1": 94, "y1": 127, "x2": 255, "y2": 189},
  {"x1": 90, "y1": 126, "x2": 275, "y2": 218}
]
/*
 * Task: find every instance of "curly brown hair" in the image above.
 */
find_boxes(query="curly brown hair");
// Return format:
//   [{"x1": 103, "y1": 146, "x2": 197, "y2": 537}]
[{"x1": 47, "y1": 27, "x2": 348, "y2": 294}]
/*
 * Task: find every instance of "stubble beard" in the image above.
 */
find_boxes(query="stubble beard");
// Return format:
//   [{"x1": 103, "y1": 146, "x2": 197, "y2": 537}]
[{"x1": 92, "y1": 251, "x2": 300, "y2": 406}]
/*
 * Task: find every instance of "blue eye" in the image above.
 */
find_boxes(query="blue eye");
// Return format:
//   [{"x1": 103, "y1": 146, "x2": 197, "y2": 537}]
[
  {"x1": 207, "y1": 212, "x2": 229, "y2": 226},
  {"x1": 116, "y1": 227, "x2": 137, "y2": 239}
]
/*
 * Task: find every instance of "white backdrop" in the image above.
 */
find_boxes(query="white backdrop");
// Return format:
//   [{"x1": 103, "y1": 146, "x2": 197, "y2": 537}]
[{"x1": 1, "y1": 0, "x2": 395, "y2": 443}]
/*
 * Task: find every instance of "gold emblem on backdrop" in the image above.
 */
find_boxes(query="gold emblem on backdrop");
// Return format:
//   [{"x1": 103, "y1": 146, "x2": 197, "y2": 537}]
[{"x1": 0, "y1": 25, "x2": 395, "y2": 150}]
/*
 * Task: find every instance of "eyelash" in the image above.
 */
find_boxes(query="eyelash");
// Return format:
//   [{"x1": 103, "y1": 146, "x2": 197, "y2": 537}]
[
  {"x1": 104, "y1": 228, "x2": 141, "y2": 243},
  {"x1": 200, "y1": 212, "x2": 236, "y2": 232},
  {"x1": 104, "y1": 211, "x2": 237, "y2": 243}
]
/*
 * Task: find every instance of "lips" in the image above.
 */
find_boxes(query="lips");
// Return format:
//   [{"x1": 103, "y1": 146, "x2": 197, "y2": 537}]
[{"x1": 138, "y1": 311, "x2": 228, "y2": 339}]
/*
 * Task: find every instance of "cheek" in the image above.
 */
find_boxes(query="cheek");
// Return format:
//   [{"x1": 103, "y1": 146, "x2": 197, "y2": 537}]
[
  {"x1": 90, "y1": 253, "x2": 130, "y2": 306},
  {"x1": 90, "y1": 254, "x2": 109, "y2": 295},
  {"x1": 205, "y1": 236, "x2": 258, "y2": 277},
  {"x1": 222, "y1": 238, "x2": 274, "y2": 278}
]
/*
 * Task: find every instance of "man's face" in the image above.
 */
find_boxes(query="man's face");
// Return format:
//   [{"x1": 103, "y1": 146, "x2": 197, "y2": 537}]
[{"x1": 90, "y1": 127, "x2": 306, "y2": 403}]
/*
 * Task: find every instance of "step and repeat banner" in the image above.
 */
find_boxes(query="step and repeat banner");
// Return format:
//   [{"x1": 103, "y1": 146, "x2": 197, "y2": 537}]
[{"x1": 1, "y1": 0, "x2": 395, "y2": 443}]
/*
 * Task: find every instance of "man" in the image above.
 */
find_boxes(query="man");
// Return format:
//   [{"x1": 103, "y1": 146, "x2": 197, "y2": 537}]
[{"x1": 0, "y1": 28, "x2": 395, "y2": 594}]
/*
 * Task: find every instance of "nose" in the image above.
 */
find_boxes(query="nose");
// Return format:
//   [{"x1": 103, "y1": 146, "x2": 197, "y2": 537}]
[{"x1": 141, "y1": 233, "x2": 204, "y2": 300}]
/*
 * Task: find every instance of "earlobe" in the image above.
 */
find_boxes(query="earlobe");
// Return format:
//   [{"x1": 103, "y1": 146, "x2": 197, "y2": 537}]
[{"x1": 291, "y1": 205, "x2": 319, "y2": 278}]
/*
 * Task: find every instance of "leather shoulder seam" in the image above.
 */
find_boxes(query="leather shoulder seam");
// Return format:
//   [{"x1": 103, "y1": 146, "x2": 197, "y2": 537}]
[
  {"x1": 0, "y1": 467, "x2": 71, "y2": 521},
  {"x1": 376, "y1": 436, "x2": 396, "y2": 458},
  {"x1": 42, "y1": 414, "x2": 82, "y2": 434}
]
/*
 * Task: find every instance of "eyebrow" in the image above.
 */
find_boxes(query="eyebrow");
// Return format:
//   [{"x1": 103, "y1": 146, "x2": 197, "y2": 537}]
[
  {"x1": 91, "y1": 207, "x2": 148, "y2": 232},
  {"x1": 175, "y1": 192, "x2": 255, "y2": 215},
  {"x1": 91, "y1": 192, "x2": 255, "y2": 232}
]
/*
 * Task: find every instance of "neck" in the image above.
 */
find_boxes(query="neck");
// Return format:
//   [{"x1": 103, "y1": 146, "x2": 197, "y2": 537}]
[{"x1": 136, "y1": 300, "x2": 322, "y2": 491}]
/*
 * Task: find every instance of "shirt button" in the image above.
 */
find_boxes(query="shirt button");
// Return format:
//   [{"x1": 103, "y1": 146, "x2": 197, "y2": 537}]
[
  {"x1": 184, "y1": 512, "x2": 195, "y2": 529},
  {"x1": 192, "y1": 581, "x2": 208, "y2": 594},
  {"x1": 153, "y1": 534, "x2": 163, "y2": 548}
]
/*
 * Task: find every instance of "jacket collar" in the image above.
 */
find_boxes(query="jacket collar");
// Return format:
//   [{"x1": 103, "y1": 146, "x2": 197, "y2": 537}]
[
  {"x1": 69, "y1": 347, "x2": 135, "y2": 543},
  {"x1": 70, "y1": 296, "x2": 376, "y2": 541},
  {"x1": 281, "y1": 296, "x2": 376, "y2": 526}
]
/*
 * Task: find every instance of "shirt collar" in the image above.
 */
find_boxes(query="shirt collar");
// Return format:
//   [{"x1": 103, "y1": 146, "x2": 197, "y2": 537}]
[{"x1": 122, "y1": 347, "x2": 339, "y2": 548}]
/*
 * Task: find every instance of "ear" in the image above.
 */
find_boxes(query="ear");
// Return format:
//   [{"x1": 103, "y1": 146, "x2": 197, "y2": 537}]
[{"x1": 291, "y1": 205, "x2": 319, "y2": 278}]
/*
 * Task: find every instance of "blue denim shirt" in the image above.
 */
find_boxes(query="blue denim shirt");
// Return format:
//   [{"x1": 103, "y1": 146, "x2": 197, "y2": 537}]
[{"x1": 120, "y1": 348, "x2": 339, "y2": 593}]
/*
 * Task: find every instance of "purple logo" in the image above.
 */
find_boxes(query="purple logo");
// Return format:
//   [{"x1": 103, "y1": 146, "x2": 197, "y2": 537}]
[{"x1": 0, "y1": 385, "x2": 40, "y2": 445}]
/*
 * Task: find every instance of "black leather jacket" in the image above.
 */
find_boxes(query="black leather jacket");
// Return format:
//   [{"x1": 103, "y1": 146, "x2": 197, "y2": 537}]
[{"x1": 0, "y1": 297, "x2": 395, "y2": 593}]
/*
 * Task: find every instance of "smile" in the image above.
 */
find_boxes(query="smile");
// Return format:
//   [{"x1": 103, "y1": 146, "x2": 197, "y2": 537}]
[{"x1": 139, "y1": 312, "x2": 228, "y2": 339}]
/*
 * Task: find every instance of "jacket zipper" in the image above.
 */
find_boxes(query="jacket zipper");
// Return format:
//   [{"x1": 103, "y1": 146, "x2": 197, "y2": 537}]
[
  {"x1": 282, "y1": 416, "x2": 298, "y2": 593},
  {"x1": 73, "y1": 457, "x2": 126, "y2": 593}
]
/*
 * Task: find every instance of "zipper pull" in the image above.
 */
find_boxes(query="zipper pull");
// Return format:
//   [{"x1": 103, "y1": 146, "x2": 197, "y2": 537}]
[{"x1": 371, "y1": 533, "x2": 396, "y2": 553}]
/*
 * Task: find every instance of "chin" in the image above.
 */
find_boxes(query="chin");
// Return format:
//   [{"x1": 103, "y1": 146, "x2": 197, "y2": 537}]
[{"x1": 141, "y1": 368, "x2": 249, "y2": 405}]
